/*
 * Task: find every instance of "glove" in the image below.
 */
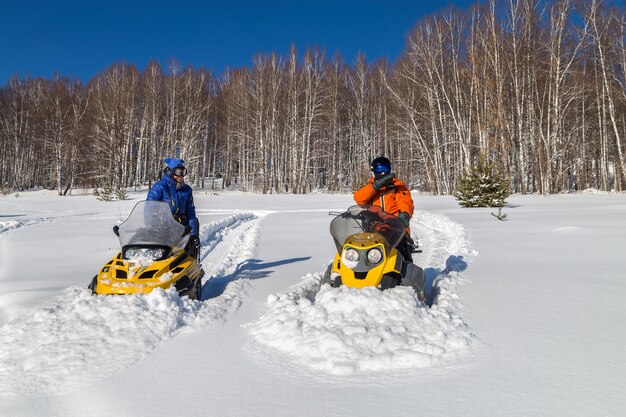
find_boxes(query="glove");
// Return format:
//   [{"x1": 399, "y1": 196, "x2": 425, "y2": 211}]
[
  {"x1": 188, "y1": 236, "x2": 201, "y2": 259},
  {"x1": 398, "y1": 212, "x2": 411, "y2": 228},
  {"x1": 372, "y1": 173, "x2": 395, "y2": 190}
]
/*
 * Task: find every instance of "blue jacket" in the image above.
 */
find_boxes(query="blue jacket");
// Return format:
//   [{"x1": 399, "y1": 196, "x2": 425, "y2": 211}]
[{"x1": 147, "y1": 175, "x2": 199, "y2": 236}]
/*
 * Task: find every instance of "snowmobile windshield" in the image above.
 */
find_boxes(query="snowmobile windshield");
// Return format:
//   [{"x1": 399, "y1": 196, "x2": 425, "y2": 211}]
[
  {"x1": 117, "y1": 201, "x2": 189, "y2": 251},
  {"x1": 329, "y1": 205, "x2": 406, "y2": 253}
]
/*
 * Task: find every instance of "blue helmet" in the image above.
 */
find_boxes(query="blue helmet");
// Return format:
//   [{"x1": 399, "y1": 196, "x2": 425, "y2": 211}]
[
  {"x1": 163, "y1": 158, "x2": 187, "y2": 177},
  {"x1": 164, "y1": 157, "x2": 185, "y2": 169},
  {"x1": 370, "y1": 157, "x2": 391, "y2": 175}
]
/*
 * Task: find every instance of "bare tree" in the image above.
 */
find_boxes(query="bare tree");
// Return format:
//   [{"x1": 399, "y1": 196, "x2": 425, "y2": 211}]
[{"x1": 2, "y1": 0, "x2": 624, "y2": 196}]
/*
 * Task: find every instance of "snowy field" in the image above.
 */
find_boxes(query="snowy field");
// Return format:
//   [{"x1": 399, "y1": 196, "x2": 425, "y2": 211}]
[{"x1": 0, "y1": 189, "x2": 624, "y2": 416}]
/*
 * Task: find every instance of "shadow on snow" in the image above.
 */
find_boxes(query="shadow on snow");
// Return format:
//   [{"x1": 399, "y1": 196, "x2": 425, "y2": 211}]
[
  {"x1": 201, "y1": 257, "x2": 312, "y2": 300},
  {"x1": 424, "y1": 255, "x2": 468, "y2": 306}
]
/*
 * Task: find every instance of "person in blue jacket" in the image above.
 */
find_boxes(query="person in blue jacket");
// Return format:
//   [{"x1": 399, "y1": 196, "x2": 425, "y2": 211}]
[{"x1": 147, "y1": 157, "x2": 200, "y2": 258}]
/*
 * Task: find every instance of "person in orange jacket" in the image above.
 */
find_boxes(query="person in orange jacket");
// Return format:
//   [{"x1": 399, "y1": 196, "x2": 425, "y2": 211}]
[{"x1": 354, "y1": 156, "x2": 415, "y2": 261}]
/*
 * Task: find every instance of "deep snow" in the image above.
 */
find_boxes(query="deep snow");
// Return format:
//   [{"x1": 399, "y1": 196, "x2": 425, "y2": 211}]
[{"x1": 0, "y1": 189, "x2": 625, "y2": 416}]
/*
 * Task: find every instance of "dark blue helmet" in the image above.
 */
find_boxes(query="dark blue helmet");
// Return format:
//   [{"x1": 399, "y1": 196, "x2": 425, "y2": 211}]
[{"x1": 370, "y1": 157, "x2": 391, "y2": 175}]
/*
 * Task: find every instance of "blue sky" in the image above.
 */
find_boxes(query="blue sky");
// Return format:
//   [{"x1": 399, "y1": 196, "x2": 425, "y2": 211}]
[{"x1": 0, "y1": 0, "x2": 474, "y2": 83}]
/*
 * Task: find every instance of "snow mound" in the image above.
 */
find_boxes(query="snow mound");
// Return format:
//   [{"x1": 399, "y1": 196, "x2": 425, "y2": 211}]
[
  {"x1": 249, "y1": 274, "x2": 473, "y2": 375},
  {"x1": 0, "y1": 285, "x2": 250, "y2": 395},
  {"x1": 412, "y1": 210, "x2": 475, "y2": 263},
  {"x1": 0, "y1": 288, "x2": 186, "y2": 393}
]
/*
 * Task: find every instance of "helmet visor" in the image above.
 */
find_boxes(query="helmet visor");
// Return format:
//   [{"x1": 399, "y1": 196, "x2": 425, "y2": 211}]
[
  {"x1": 172, "y1": 167, "x2": 187, "y2": 177},
  {"x1": 371, "y1": 163, "x2": 391, "y2": 174}
]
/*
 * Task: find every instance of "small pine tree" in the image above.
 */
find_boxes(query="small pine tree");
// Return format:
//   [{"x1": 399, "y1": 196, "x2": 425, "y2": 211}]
[
  {"x1": 115, "y1": 187, "x2": 128, "y2": 201},
  {"x1": 454, "y1": 155, "x2": 511, "y2": 208},
  {"x1": 95, "y1": 181, "x2": 114, "y2": 202}
]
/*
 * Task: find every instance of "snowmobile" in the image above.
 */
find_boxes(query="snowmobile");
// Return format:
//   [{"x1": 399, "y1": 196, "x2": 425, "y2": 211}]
[
  {"x1": 322, "y1": 205, "x2": 426, "y2": 302},
  {"x1": 89, "y1": 200, "x2": 204, "y2": 299}
]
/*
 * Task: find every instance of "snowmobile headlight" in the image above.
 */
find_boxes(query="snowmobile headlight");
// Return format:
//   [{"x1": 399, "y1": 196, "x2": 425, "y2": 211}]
[
  {"x1": 343, "y1": 247, "x2": 360, "y2": 262},
  {"x1": 125, "y1": 248, "x2": 165, "y2": 261},
  {"x1": 367, "y1": 248, "x2": 383, "y2": 264}
]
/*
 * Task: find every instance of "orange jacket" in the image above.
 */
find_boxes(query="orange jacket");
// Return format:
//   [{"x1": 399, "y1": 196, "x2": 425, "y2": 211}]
[{"x1": 353, "y1": 177, "x2": 414, "y2": 219}]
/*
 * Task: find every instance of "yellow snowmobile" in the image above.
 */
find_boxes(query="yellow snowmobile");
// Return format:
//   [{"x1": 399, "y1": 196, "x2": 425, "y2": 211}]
[
  {"x1": 89, "y1": 200, "x2": 204, "y2": 299},
  {"x1": 323, "y1": 205, "x2": 425, "y2": 302}
]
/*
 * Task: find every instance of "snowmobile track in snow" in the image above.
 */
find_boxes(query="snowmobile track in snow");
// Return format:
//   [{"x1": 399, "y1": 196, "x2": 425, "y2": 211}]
[
  {"x1": 411, "y1": 209, "x2": 474, "y2": 305},
  {"x1": 0, "y1": 211, "x2": 266, "y2": 394},
  {"x1": 0, "y1": 218, "x2": 51, "y2": 237}
]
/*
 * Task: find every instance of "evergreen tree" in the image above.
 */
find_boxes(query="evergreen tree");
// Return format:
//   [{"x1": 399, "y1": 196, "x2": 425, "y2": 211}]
[
  {"x1": 454, "y1": 155, "x2": 511, "y2": 207},
  {"x1": 115, "y1": 187, "x2": 128, "y2": 201},
  {"x1": 94, "y1": 181, "x2": 114, "y2": 202}
]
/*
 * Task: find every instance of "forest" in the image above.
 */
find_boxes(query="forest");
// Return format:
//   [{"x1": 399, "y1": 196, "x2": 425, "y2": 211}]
[{"x1": 0, "y1": 0, "x2": 624, "y2": 195}]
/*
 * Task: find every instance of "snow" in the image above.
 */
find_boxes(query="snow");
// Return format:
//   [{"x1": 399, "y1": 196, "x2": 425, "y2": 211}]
[
  {"x1": 249, "y1": 279, "x2": 473, "y2": 375},
  {"x1": 0, "y1": 190, "x2": 625, "y2": 416},
  {"x1": 0, "y1": 287, "x2": 203, "y2": 394}
]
